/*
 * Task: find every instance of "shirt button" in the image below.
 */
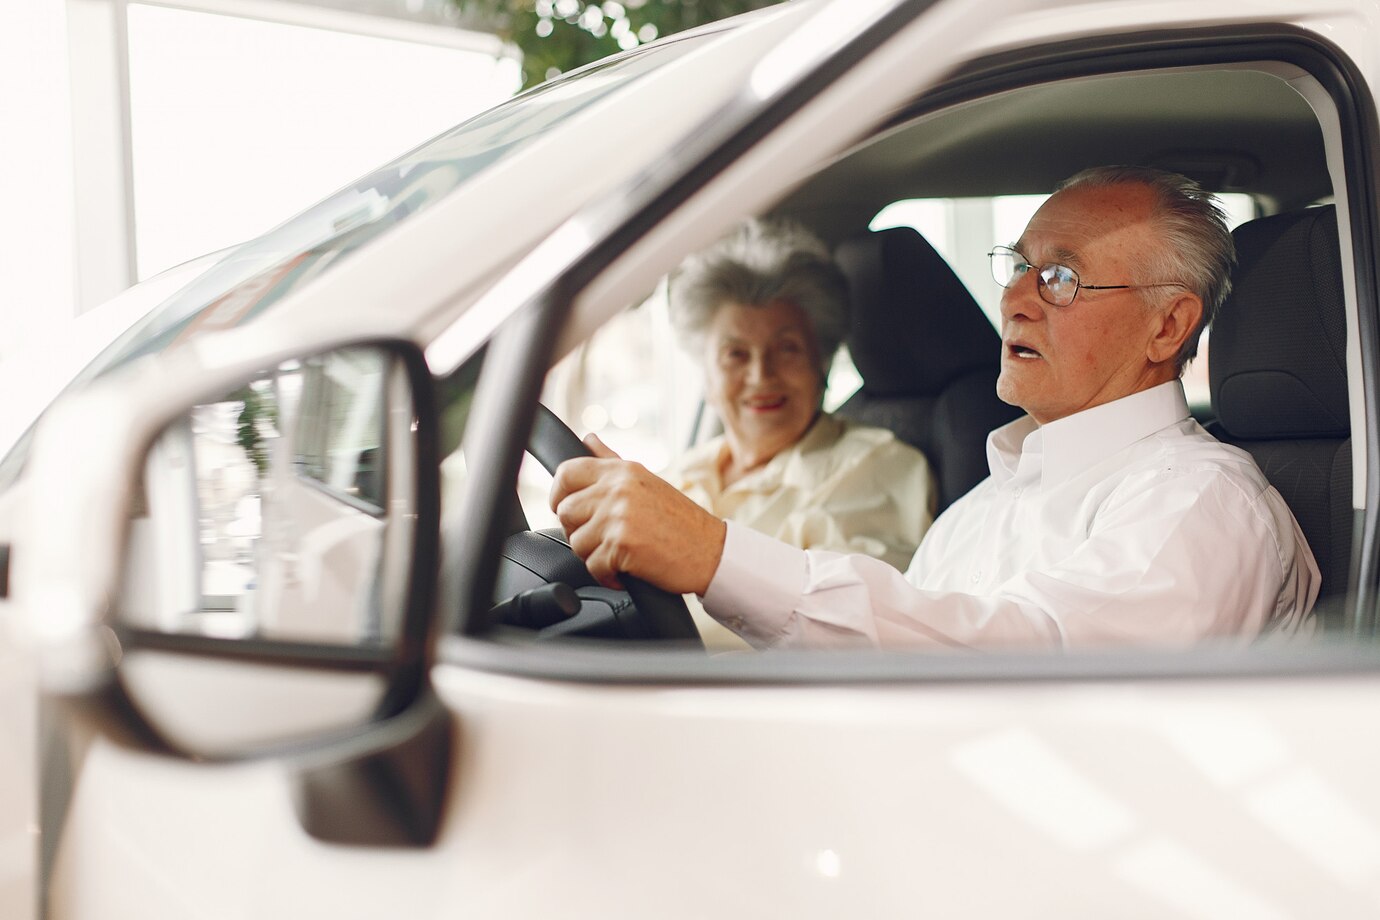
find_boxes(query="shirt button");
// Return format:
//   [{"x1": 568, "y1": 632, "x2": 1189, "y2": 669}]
[{"x1": 970, "y1": 571, "x2": 981, "y2": 584}]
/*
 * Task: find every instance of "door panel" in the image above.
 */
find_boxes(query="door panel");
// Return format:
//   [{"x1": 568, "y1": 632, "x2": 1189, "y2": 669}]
[{"x1": 51, "y1": 667, "x2": 1380, "y2": 916}]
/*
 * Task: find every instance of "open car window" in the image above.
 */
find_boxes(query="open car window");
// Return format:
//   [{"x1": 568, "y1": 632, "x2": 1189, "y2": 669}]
[{"x1": 441, "y1": 41, "x2": 1374, "y2": 660}]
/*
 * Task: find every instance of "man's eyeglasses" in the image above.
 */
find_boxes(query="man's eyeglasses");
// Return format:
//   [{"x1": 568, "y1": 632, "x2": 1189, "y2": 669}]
[{"x1": 988, "y1": 245, "x2": 1184, "y2": 307}]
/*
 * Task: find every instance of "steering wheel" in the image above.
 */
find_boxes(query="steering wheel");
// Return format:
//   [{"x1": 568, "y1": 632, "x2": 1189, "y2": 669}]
[{"x1": 510, "y1": 403, "x2": 702, "y2": 646}]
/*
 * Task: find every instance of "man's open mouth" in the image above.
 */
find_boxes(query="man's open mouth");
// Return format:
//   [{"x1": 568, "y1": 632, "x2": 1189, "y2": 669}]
[{"x1": 1008, "y1": 343, "x2": 1042, "y2": 359}]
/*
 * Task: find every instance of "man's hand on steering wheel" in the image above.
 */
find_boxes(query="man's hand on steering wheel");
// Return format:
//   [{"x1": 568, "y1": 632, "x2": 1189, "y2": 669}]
[
  {"x1": 551, "y1": 434, "x2": 727, "y2": 597},
  {"x1": 522, "y1": 405, "x2": 703, "y2": 644}
]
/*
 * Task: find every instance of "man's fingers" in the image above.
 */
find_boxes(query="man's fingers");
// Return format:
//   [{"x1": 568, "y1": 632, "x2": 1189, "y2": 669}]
[
  {"x1": 565, "y1": 515, "x2": 626, "y2": 590},
  {"x1": 550, "y1": 456, "x2": 605, "y2": 511},
  {"x1": 582, "y1": 544, "x2": 626, "y2": 590},
  {"x1": 583, "y1": 433, "x2": 621, "y2": 459},
  {"x1": 553, "y1": 482, "x2": 604, "y2": 541},
  {"x1": 547, "y1": 451, "x2": 716, "y2": 594}
]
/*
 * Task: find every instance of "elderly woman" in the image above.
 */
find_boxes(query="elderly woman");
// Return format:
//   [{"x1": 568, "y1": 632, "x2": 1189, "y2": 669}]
[{"x1": 668, "y1": 218, "x2": 935, "y2": 573}]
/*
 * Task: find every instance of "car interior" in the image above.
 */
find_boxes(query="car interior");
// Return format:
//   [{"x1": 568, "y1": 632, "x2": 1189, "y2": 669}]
[
  {"x1": 477, "y1": 49, "x2": 1367, "y2": 646},
  {"x1": 783, "y1": 63, "x2": 1352, "y2": 625}
]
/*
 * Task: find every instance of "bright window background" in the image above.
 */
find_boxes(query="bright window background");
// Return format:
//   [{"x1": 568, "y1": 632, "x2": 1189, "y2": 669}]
[
  {"x1": 872, "y1": 194, "x2": 1049, "y2": 322},
  {"x1": 126, "y1": 4, "x2": 520, "y2": 279}
]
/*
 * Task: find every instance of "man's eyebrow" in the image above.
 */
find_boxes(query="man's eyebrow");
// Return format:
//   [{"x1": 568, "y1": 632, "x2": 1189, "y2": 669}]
[
  {"x1": 1017, "y1": 240, "x2": 1086, "y2": 269},
  {"x1": 1053, "y1": 246, "x2": 1084, "y2": 269}
]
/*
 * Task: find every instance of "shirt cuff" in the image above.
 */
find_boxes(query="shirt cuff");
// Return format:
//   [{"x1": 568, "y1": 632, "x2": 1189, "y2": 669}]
[{"x1": 702, "y1": 521, "x2": 807, "y2": 645}]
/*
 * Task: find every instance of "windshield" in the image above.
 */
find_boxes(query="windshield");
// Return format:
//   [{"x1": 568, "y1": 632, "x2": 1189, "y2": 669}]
[
  {"x1": 0, "y1": 33, "x2": 709, "y2": 491},
  {"x1": 94, "y1": 36, "x2": 708, "y2": 377}
]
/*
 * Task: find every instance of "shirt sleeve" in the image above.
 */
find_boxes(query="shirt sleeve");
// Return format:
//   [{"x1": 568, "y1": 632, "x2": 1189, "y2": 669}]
[{"x1": 702, "y1": 469, "x2": 1318, "y2": 650}]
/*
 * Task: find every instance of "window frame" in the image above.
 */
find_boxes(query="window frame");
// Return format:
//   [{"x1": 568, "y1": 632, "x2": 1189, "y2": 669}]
[{"x1": 438, "y1": 24, "x2": 1380, "y2": 682}]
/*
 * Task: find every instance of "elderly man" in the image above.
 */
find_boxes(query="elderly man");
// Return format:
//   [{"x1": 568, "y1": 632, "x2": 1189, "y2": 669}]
[{"x1": 551, "y1": 166, "x2": 1319, "y2": 648}]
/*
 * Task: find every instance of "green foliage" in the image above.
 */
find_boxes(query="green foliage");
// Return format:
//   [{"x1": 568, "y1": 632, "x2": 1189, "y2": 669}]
[
  {"x1": 454, "y1": 0, "x2": 790, "y2": 89},
  {"x1": 232, "y1": 384, "x2": 277, "y2": 477}
]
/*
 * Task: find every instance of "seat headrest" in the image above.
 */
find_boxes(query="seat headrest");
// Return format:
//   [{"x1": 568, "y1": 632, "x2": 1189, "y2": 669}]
[
  {"x1": 1210, "y1": 205, "x2": 1348, "y2": 439},
  {"x1": 835, "y1": 227, "x2": 1000, "y2": 397}
]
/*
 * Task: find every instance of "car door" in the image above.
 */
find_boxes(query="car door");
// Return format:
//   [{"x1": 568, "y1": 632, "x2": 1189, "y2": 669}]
[{"x1": 26, "y1": 0, "x2": 1380, "y2": 918}]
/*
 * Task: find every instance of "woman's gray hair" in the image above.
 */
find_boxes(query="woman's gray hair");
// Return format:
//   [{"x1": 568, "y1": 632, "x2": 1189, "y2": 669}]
[
  {"x1": 669, "y1": 218, "x2": 850, "y2": 378},
  {"x1": 1056, "y1": 165, "x2": 1237, "y2": 371}
]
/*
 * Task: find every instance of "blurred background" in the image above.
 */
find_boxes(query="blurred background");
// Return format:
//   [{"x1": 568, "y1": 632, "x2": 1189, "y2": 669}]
[{"x1": 0, "y1": 0, "x2": 784, "y2": 451}]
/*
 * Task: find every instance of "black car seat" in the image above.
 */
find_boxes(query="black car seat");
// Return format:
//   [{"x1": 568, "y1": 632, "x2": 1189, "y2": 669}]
[
  {"x1": 1207, "y1": 205, "x2": 1352, "y2": 627},
  {"x1": 834, "y1": 226, "x2": 1022, "y2": 514}
]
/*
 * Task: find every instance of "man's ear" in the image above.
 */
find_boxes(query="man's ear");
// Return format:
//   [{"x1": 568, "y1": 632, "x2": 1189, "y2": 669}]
[{"x1": 1146, "y1": 291, "x2": 1204, "y2": 366}]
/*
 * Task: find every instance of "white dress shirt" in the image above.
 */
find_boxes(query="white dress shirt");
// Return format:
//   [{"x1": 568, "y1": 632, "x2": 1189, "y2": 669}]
[
  {"x1": 672, "y1": 413, "x2": 934, "y2": 571},
  {"x1": 702, "y1": 381, "x2": 1319, "y2": 650}
]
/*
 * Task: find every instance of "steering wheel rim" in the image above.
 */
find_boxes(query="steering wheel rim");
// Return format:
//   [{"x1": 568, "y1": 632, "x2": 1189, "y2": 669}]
[{"x1": 529, "y1": 404, "x2": 703, "y2": 645}]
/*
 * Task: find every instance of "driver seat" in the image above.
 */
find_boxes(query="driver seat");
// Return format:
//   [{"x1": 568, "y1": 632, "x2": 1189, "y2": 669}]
[
  {"x1": 1207, "y1": 204, "x2": 1352, "y2": 627},
  {"x1": 834, "y1": 226, "x2": 1021, "y2": 513}
]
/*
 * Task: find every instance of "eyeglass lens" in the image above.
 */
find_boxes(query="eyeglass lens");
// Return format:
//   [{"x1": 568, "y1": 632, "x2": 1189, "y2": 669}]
[{"x1": 989, "y1": 247, "x2": 1079, "y2": 307}]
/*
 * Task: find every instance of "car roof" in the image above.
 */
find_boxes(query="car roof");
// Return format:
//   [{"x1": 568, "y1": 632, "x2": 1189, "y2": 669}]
[{"x1": 779, "y1": 65, "x2": 1328, "y2": 243}]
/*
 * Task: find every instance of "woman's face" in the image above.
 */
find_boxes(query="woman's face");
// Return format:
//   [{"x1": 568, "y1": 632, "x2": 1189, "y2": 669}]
[{"x1": 704, "y1": 299, "x2": 824, "y2": 467}]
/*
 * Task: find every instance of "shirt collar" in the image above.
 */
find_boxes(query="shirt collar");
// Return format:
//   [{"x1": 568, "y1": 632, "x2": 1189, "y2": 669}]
[{"x1": 987, "y1": 380, "x2": 1191, "y2": 488}]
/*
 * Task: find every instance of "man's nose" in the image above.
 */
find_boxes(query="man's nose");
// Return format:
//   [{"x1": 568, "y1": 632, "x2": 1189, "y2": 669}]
[{"x1": 999, "y1": 270, "x2": 1047, "y2": 323}]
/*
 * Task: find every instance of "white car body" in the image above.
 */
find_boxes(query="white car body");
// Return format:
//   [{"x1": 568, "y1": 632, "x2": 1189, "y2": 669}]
[{"x1": 6, "y1": 0, "x2": 1380, "y2": 916}]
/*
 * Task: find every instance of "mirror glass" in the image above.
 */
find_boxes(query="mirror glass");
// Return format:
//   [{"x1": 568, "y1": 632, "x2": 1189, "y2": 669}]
[{"x1": 118, "y1": 345, "x2": 418, "y2": 648}]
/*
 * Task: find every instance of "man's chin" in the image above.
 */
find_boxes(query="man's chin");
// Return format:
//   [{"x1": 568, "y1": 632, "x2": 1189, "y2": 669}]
[{"x1": 995, "y1": 376, "x2": 1027, "y2": 410}]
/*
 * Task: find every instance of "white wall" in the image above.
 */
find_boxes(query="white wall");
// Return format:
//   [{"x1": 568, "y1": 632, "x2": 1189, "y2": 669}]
[
  {"x1": 126, "y1": 4, "x2": 519, "y2": 280},
  {"x1": 0, "y1": 5, "x2": 70, "y2": 913},
  {"x1": 1, "y1": 3, "x2": 80, "y2": 398}
]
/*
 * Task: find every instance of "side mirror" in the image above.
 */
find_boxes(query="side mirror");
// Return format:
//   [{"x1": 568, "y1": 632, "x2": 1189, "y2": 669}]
[
  {"x1": 17, "y1": 340, "x2": 440, "y2": 762},
  {"x1": 126, "y1": 347, "x2": 414, "y2": 645},
  {"x1": 17, "y1": 338, "x2": 448, "y2": 845},
  {"x1": 111, "y1": 343, "x2": 438, "y2": 757}
]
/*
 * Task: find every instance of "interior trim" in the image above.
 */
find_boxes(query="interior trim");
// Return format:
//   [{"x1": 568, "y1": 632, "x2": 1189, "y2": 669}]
[{"x1": 441, "y1": 633, "x2": 1380, "y2": 686}]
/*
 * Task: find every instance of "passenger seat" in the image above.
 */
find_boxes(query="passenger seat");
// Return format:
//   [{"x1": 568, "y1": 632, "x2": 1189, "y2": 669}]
[{"x1": 834, "y1": 226, "x2": 1021, "y2": 514}]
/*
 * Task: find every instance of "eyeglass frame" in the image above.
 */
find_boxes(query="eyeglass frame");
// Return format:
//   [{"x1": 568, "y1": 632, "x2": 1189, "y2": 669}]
[{"x1": 987, "y1": 244, "x2": 1185, "y2": 307}]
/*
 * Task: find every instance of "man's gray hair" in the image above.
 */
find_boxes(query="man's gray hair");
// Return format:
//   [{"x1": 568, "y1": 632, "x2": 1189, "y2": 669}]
[
  {"x1": 669, "y1": 218, "x2": 850, "y2": 378},
  {"x1": 1056, "y1": 165, "x2": 1236, "y2": 371}
]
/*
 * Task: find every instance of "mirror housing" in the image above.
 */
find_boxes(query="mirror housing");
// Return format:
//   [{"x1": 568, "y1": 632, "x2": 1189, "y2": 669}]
[{"x1": 12, "y1": 337, "x2": 440, "y2": 763}]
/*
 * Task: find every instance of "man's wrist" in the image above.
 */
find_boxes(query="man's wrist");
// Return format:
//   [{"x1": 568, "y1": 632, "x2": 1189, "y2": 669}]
[
  {"x1": 691, "y1": 517, "x2": 728, "y2": 596},
  {"x1": 701, "y1": 523, "x2": 808, "y2": 643}
]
